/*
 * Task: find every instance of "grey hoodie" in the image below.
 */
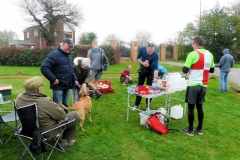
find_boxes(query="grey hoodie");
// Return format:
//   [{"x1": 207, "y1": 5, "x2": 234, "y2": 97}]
[{"x1": 215, "y1": 48, "x2": 234, "y2": 72}]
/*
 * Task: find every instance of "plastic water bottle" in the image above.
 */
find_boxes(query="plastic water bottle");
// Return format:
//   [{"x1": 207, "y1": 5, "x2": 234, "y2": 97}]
[
  {"x1": 160, "y1": 114, "x2": 165, "y2": 124},
  {"x1": 157, "y1": 108, "x2": 166, "y2": 124},
  {"x1": 0, "y1": 93, "x2": 3, "y2": 103},
  {"x1": 156, "y1": 113, "x2": 165, "y2": 124}
]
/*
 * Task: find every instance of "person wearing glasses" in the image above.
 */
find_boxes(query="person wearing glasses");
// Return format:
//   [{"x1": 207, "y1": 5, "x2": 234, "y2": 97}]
[
  {"x1": 41, "y1": 38, "x2": 79, "y2": 112},
  {"x1": 182, "y1": 36, "x2": 215, "y2": 136},
  {"x1": 72, "y1": 57, "x2": 102, "y2": 103}
]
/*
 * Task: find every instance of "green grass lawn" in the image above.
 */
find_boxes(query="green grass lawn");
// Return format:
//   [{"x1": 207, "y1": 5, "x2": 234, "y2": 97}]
[{"x1": 0, "y1": 62, "x2": 240, "y2": 160}]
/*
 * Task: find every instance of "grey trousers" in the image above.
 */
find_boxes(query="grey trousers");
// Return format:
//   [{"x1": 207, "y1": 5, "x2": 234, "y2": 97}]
[
  {"x1": 120, "y1": 77, "x2": 133, "y2": 84},
  {"x1": 62, "y1": 111, "x2": 79, "y2": 139},
  {"x1": 72, "y1": 88, "x2": 80, "y2": 105}
]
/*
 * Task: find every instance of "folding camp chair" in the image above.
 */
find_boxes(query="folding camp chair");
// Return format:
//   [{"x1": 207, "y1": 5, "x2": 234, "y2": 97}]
[
  {"x1": 14, "y1": 101, "x2": 75, "y2": 160},
  {"x1": 0, "y1": 104, "x2": 19, "y2": 144}
]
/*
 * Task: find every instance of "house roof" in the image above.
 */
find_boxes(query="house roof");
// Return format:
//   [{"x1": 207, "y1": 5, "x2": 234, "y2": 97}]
[
  {"x1": 9, "y1": 40, "x2": 37, "y2": 46},
  {"x1": 23, "y1": 20, "x2": 75, "y2": 32},
  {"x1": 23, "y1": 25, "x2": 40, "y2": 32}
]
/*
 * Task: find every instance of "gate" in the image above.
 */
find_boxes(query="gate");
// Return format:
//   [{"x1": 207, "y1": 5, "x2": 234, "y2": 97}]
[{"x1": 119, "y1": 41, "x2": 130, "y2": 57}]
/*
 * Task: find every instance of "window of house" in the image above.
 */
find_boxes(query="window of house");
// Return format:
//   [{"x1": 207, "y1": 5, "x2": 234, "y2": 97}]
[
  {"x1": 27, "y1": 31, "x2": 29, "y2": 38},
  {"x1": 64, "y1": 32, "x2": 72, "y2": 38},
  {"x1": 54, "y1": 31, "x2": 57, "y2": 37},
  {"x1": 34, "y1": 30, "x2": 38, "y2": 37}
]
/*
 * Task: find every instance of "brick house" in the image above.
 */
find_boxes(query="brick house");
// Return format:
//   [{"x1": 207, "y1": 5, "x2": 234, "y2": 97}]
[{"x1": 22, "y1": 19, "x2": 75, "y2": 47}]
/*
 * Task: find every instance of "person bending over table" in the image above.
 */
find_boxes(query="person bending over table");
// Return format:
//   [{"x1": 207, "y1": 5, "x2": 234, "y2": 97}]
[
  {"x1": 132, "y1": 43, "x2": 159, "y2": 111},
  {"x1": 158, "y1": 65, "x2": 168, "y2": 79}
]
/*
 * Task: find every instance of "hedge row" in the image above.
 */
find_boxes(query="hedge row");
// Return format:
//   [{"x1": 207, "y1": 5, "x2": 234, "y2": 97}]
[{"x1": 0, "y1": 45, "x2": 120, "y2": 66}]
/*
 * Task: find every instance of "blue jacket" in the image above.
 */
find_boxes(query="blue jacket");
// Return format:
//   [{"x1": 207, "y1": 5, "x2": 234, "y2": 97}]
[
  {"x1": 40, "y1": 46, "x2": 77, "y2": 90},
  {"x1": 215, "y1": 48, "x2": 234, "y2": 73},
  {"x1": 158, "y1": 65, "x2": 168, "y2": 74},
  {"x1": 137, "y1": 46, "x2": 159, "y2": 70}
]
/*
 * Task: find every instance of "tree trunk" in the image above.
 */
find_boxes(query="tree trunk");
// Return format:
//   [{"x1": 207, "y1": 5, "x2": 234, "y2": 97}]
[{"x1": 46, "y1": 39, "x2": 54, "y2": 46}]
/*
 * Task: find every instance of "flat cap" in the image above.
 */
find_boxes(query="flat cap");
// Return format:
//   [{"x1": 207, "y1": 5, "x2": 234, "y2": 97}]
[{"x1": 23, "y1": 76, "x2": 43, "y2": 92}]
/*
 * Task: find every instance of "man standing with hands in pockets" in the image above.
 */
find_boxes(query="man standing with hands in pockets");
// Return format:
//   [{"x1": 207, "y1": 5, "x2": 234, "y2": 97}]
[{"x1": 41, "y1": 38, "x2": 79, "y2": 113}]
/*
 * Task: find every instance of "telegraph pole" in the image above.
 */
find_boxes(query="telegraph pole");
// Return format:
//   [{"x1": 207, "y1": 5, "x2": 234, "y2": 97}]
[{"x1": 199, "y1": 1, "x2": 202, "y2": 33}]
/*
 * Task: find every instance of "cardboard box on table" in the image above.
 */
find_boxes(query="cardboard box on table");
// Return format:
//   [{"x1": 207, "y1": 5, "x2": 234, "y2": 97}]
[{"x1": 0, "y1": 84, "x2": 12, "y2": 100}]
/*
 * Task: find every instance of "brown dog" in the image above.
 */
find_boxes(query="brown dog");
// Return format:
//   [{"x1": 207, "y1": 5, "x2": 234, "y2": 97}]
[{"x1": 59, "y1": 88, "x2": 92, "y2": 131}]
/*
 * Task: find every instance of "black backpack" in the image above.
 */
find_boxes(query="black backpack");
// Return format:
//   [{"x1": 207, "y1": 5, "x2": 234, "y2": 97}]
[{"x1": 101, "y1": 49, "x2": 109, "y2": 71}]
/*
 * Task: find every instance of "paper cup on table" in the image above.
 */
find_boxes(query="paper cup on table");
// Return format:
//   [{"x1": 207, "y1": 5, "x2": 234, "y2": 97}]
[{"x1": 162, "y1": 80, "x2": 167, "y2": 87}]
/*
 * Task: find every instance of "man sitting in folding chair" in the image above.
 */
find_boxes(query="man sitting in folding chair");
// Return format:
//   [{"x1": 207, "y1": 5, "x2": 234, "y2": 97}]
[{"x1": 15, "y1": 76, "x2": 79, "y2": 148}]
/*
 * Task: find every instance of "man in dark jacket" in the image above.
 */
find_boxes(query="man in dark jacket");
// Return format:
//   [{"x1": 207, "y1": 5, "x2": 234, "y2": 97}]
[
  {"x1": 72, "y1": 57, "x2": 102, "y2": 104},
  {"x1": 215, "y1": 48, "x2": 235, "y2": 92},
  {"x1": 40, "y1": 38, "x2": 78, "y2": 109},
  {"x1": 16, "y1": 76, "x2": 79, "y2": 147}
]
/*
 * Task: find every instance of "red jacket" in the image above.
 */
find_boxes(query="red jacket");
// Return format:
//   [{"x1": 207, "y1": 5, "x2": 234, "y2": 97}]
[{"x1": 120, "y1": 69, "x2": 130, "y2": 79}]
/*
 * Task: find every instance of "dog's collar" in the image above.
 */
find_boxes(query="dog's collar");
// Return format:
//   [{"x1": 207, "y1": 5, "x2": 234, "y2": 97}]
[{"x1": 80, "y1": 89, "x2": 89, "y2": 97}]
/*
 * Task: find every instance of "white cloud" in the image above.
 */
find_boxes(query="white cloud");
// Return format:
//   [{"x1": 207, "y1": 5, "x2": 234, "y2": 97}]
[{"x1": 0, "y1": 0, "x2": 235, "y2": 45}]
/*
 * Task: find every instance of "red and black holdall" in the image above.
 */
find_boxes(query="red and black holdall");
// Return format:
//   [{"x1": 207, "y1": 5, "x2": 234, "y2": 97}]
[{"x1": 146, "y1": 112, "x2": 169, "y2": 135}]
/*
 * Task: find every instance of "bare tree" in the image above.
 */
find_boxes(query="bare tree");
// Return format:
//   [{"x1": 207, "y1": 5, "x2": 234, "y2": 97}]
[
  {"x1": 226, "y1": 0, "x2": 240, "y2": 17},
  {"x1": 0, "y1": 30, "x2": 19, "y2": 46},
  {"x1": 135, "y1": 30, "x2": 152, "y2": 46},
  {"x1": 102, "y1": 34, "x2": 121, "y2": 45},
  {"x1": 17, "y1": 0, "x2": 83, "y2": 46}
]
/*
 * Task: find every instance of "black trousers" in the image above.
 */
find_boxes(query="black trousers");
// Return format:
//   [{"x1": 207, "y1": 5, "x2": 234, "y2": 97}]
[
  {"x1": 158, "y1": 71, "x2": 165, "y2": 79},
  {"x1": 135, "y1": 67, "x2": 154, "y2": 106}
]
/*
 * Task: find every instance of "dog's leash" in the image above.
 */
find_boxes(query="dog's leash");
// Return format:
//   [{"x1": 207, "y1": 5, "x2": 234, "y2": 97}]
[{"x1": 73, "y1": 84, "x2": 81, "y2": 97}]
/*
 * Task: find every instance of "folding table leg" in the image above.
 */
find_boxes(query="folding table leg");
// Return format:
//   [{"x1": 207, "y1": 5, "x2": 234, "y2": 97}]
[{"x1": 126, "y1": 93, "x2": 130, "y2": 121}]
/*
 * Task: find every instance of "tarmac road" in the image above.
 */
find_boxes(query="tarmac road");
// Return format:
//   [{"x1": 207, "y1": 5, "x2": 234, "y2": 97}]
[{"x1": 161, "y1": 61, "x2": 240, "y2": 86}]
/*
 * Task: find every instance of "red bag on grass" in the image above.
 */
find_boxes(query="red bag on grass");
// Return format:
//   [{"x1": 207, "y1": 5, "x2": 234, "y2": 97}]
[{"x1": 146, "y1": 112, "x2": 169, "y2": 135}]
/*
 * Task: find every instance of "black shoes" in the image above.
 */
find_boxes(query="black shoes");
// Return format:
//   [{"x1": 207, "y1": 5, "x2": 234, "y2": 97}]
[
  {"x1": 94, "y1": 90, "x2": 102, "y2": 99},
  {"x1": 182, "y1": 127, "x2": 204, "y2": 136},
  {"x1": 89, "y1": 90, "x2": 102, "y2": 99},
  {"x1": 194, "y1": 127, "x2": 203, "y2": 135},
  {"x1": 182, "y1": 127, "x2": 194, "y2": 136},
  {"x1": 132, "y1": 105, "x2": 140, "y2": 111}
]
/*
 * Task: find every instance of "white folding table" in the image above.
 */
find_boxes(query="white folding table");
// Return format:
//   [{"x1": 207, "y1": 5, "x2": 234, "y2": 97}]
[{"x1": 126, "y1": 89, "x2": 186, "y2": 121}]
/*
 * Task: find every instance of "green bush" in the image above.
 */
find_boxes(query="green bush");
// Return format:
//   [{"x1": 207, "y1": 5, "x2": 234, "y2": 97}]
[{"x1": 0, "y1": 45, "x2": 120, "y2": 66}]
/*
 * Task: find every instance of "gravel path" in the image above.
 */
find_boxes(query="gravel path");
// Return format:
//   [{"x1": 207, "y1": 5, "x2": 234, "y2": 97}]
[{"x1": 161, "y1": 61, "x2": 240, "y2": 86}]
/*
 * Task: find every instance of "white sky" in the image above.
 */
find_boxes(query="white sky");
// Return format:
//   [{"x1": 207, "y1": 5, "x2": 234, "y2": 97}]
[{"x1": 0, "y1": 0, "x2": 236, "y2": 45}]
